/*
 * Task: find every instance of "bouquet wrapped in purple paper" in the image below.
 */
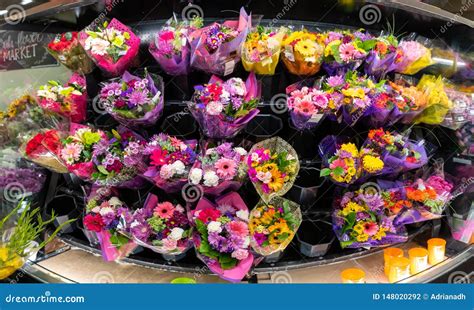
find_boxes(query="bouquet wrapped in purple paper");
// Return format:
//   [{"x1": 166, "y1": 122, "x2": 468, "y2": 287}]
[
  {"x1": 142, "y1": 133, "x2": 197, "y2": 193},
  {"x1": 189, "y1": 7, "x2": 251, "y2": 76},
  {"x1": 99, "y1": 69, "x2": 164, "y2": 127},
  {"x1": 189, "y1": 142, "x2": 248, "y2": 196},
  {"x1": 364, "y1": 32, "x2": 399, "y2": 78},
  {"x1": 187, "y1": 72, "x2": 261, "y2": 138},
  {"x1": 333, "y1": 188, "x2": 408, "y2": 249},
  {"x1": 149, "y1": 16, "x2": 203, "y2": 75}
]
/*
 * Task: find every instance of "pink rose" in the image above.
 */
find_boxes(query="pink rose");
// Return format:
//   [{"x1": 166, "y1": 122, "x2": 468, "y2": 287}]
[{"x1": 231, "y1": 249, "x2": 249, "y2": 260}]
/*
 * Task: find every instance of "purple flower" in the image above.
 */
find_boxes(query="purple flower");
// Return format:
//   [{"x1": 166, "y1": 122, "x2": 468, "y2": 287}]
[
  {"x1": 253, "y1": 233, "x2": 266, "y2": 246},
  {"x1": 131, "y1": 221, "x2": 152, "y2": 241},
  {"x1": 327, "y1": 75, "x2": 344, "y2": 88},
  {"x1": 128, "y1": 90, "x2": 148, "y2": 106}
]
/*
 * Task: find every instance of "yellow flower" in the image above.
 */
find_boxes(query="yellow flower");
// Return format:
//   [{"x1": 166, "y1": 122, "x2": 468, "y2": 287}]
[
  {"x1": 324, "y1": 39, "x2": 341, "y2": 57},
  {"x1": 295, "y1": 39, "x2": 317, "y2": 57},
  {"x1": 260, "y1": 208, "x2": 276, "y2": 225},
  {"x1": 356, "y1": 234, "x2": 369, "y2": 242},
  {"x1": 268, "y1": 218, "x2": 291, "y2": 235},
  {"x1": 342, "y1": 88, "x2": 365, "y2": 99},
  {"x1": 262, "y1": 163, "x2": 278, "y2": 173},
  {"x1": 372, "y1": 229, "x2": 386, "y2": 241},
  {"x1": 269, "y1": 233, "x2": 284, "y2": 245},
  {"x1": 347, "y1": 167, "x2": 356, "y2": 176},
  {"x1": 268, "y1": 169, "x2": 285, "y2": 192},
  {"x1": 340, "y1": 143, "x2": 359, "y2": 157},
  {"x1": 362, "y1": 155, "x2": 384, "y2": 173},
  {"x1": 353, "y1": 224, "x2": 364, "y2": 234},
  {"x1": 344, "y1": 174, "x2": 353, "y2": 183}
]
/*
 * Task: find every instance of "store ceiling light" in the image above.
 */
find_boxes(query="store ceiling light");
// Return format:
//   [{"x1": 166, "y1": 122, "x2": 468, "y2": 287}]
[{"x1": 0, "y1": 10, "x2": 8, "y2": 15}]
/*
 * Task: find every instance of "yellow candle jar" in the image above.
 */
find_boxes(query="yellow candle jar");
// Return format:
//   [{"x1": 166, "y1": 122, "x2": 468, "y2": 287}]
[
  {"x1": 427, "y1": 238, "x2": 446, "y2": 265},
  {"x1": 384, "y1": 247, "x2": 404, "y2": 277},
  {"x1": 341, "y1": 268, "x2": 365, "y2": 283},
  {"x1": 388, "y1": 257, "x2": 410, "y2": 283},
  {"x1": 408, "y1": 247, "x2": 429, "y2": 274},
  {"x1": 0, "y1": 247, "x2": 24, "y2": 280}
]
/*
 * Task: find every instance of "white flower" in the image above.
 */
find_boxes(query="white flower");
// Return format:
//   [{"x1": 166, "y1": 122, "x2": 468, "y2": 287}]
[
  {"x1": 175, "y1": 204, "x2": 185, "y2": 213},
  {"x1": 172, "y1": 160, "x2": 186, "y2": 175},
  {"x1": 205, "y1": 148, "x2": 217, "y2": 156},
  {"x1": 251, "y1": 152, "x2": 260, "y2": 162},
  {"x1": 189, "y1": 168, "x2": 203, "y2": 185},
  {"x1": 205, "y1": 101, "x2": 223, "y2": 116},
  {"x1": 236, "y1": 209, "x2": 249, "y2": 221},
  {"x1": 287, "y1": 154, "x2": 295, "y2": 161},
  {"x1": 220, "y1": 89, "x2": 230, "y2": 100},
  {"x1": 179, "y1": 143, "x2": 188, "y2": 151},
  {"x1": 37, "y1": 89, "x2": 57, "y2": 101},
  {"x1": 256, "y1": 171, "x2": 272, "y2": 184},
  {"x1": 89, "y1": 37, "x2": 110, "y2": 56},
  {"x1": 203, "y1": 170, "x2": 219, "y2": 187},
  {"x1": 234, "y1": 147, "x2": 247, "y2": 156},
  {"x1": 242, "y1": 236, "x2": 250, "y2": 248},
  {"x1": 99, "y1": 206, "x2": 114, "y2": 216},
  {"x1": 207, "y1": 221, "x2": 222, "y2": 233},
  {"x1": 91, "y1": 206, "x2": 100, "y2": 214},
  {"x1": 108, "y1": 197, "x2": 123, "y2": 207},
  {"x1": 169, "y1": 227, "x2": 184, "y2": 240}
]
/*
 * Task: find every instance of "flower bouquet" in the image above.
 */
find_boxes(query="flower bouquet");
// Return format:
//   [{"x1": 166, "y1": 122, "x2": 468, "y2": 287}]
[
  {"x1": 130, "y1": 193, "x2": 192, "y2": 258},
  {"x1": 281, "y1": 29, "x2": 325, "y2": 76},
  {"x1": 363, "y1": 128, "x2": 428, "y2": 175},
  {"x1": 322, "y1": 30, "x2": 374, "y2": 75},
  {"x1": 46, "y1": 31, "x2": 94, "y2": 74},
  {"x1": 189, "y1": 7, "x2": 250, "y2": 75},
  {"x1": 392, "y1": 175, "x2": 453, "y2": 226},
  {"x1": 393, "y1": 37, "x2": 433, "y2": 75},
  {"x1": 286, "y1": 80, "x2": 333, "y2": 130},
  {"x1": 388, "y1": 80, "x2": 428, "y2": 124},
  {"x1": 247, "y1": 137, "x2": 299, "y2": 203},
  {"x1": 241, "y1": 26, "x2": 286, "y2": 75},
  {"x1": 189, "y1": 142, "x2": 247, "y2": 196},
  {"x1": 441, "y1": 87, "x2": 474, "y2": 130},
  {"x1": 333, "y1": 189, "x2": 407, "y2": 248},
  {"x1": 79, "y1": 18, "x2": 140, "y2": 76},
  {"x1": 192, "y1": 192, "x2": 254, "y2": 282},
  {"x1": 90, "y1": 127, "x2": 146, "y2": 188},
  {"x1": 249, "y1": 196, "x2": 302, "y2": 256},
  {"x1": 364, "y1": 33, "x2": 399, "y2": 78},
  {"x1": 414, "y1": 75, "x2": 453, "y2": 125},
  {"x1": 99, "y1": 69, "x2": 164, "y2": 127},
  {"x1": 19, "y1": 129, "x2": 68, "y2": 173},
  {"x1": 361, "y1": 89, "x2": 398, "y2": 127},
  {"x1": 187, "y1": 72, "x2": 261, "y2": 138},
  {"x1": 59, "y1": 123, "x2": 107, "y2": 180},
  {"x1": 84, "y1": 186, "x2": 137, "y2": 261},
  {"x1": 142, "y1": 133, "x2": 197, "y2": 193},
  {"x1": 36, "y1": 73, "x2": 87, "y2": 123},
  {"x1": 149, "y1": 16, "x2": 203, "y2": 75}
]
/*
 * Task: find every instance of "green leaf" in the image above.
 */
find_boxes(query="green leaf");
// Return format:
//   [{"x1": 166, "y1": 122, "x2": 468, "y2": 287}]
[
  {"x1": 320, "y1": 168, "x2": 331, "y2": 177},
  {"x1": 333, "y1": 166, "x2": 344, "y2": 176},
  {"x1": 340, "y1": 240, "x2": 354, "y2": 248},
  {"x1": 96, "y1": 165, "x2": 109, "y2": 176},
  {"x1": 112, "y1": 129, "x2": 121, "y2": 141},
  {"x1": 342, "y1": 212, "x2": 356, "y2": 234}
]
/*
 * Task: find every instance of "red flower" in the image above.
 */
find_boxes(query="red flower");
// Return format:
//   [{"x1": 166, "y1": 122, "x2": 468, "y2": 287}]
[
  {"x1": 84, "y1": 214, "x2": 105, "y2": 232},
  {"x1": 406, "y1": 157, "x2": 417, "y2": 163},
  {"x1": 150, "y1": 149, "x2": 168, "y2": 167},
  {"x1": 43, "y1": 130, "x2": 61, "y2": 154},
  {"x1": 197, "y1": 208, "x2": 221, "y2": 223},
  {"x1": 25, "y1": 133, "x2": 45, "y2": 156},
  {"x1": 106, "y1": 160, "x2": 123, "y2": 173}
]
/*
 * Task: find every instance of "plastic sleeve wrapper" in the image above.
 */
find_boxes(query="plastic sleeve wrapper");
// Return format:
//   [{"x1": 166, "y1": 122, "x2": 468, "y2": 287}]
[
  {"x1": 0, "y1": 154, "x2": 47, "y2": 195},
  {"x1": 79, "y1": 18, "x2": 140, "y2": 76},
  {"x1": 364, "y1": 50, "x2": 398, "y2": 79},
  {"x1": 46, "y1": 34, "x2": 95, "y2": 74},
  {"x1": 322, "y1": 60, "x2": 363, "y2": 76},
  {"x1": 192, "y1": 192, "x2": 254, "y2": 282},
  {"x1": 361, "y1": 99, "x2": 393, "y2": 128},
  {"x1": 248, "y1": 137, "x2": 300, "y2": 203},
  {"x1": 440, "y1": 88, "x2": 473, "y2": 130},
  {"x1": 37, "y1": 73, "x2": 87, "y2": 123},
  {"x1": 132, "y1": 194, "x2": 193, "y2": 255},
  {"x1": 318, "y1": 135, "x2": 361, "y2": 187},
  {"x1": 250, "y1": 196, "x2": 302, "y2": 256},
  {"x1": 102, "y1": 71, "x2": 164, "y2": 127},
  {"x1": 414, "y1": 75, "x2": 453, "y2": 125},
  {"x1": 189, "y1": 7, "x2": 250, "y2": 76},
  {"x1": 393, "y1": 36, "x2": 434, "y2": 75},
  {"x1": 281, "y1": 31, "x2": 324, "y2": 76},
  {"x1": 332, "y1": 209, "x2": 408, "y2": 249},
  {"x1": 19, "y1": 129, "x2": 69, "y2": 173},
  {"x1": 96, "y1": 230, "x2": 137, "y2": 262},
  {"x1": 187, "y1": 72, "x2": 261, "y2": 138},
  {"x1": 241, "y1": 28, "x2": 286, "y2": 75},
  {"x1": 142, "y1": 139, "x2": 198, "y2": 193}
]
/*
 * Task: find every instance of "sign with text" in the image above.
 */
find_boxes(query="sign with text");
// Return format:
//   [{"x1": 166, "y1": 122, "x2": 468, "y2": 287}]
[{"x1": 0, "y1": 31, "x2": 59, "y2": 71}]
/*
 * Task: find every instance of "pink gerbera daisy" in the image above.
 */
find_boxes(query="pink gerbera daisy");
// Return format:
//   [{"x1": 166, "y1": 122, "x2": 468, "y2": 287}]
[
  {"x1": 214, "y1": 158, "x2": 237, "y2": 180},
  {"x1": 363, "y1": 222, "x2": 379, "y2": 236},
  {"x1": 339, "y1": 43, "x2": 356, "y2": 62},
  {"x1": 154, "y1": 202, "x2": 175, "y2": 219},
  {"x1": 228, "y1": 221, "x2": 249, "y2": 238},
  {"x1": 293, "y1": 100, "x2": 316, "y2": 116}
]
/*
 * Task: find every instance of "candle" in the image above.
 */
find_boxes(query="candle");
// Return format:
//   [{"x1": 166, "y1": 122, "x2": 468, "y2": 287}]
[
  {"x1": 408, "y1": 247, "x2": 429, "y2": 274},
  {"x1": 384, "y1": 247, "x2": 404, "y2": 277},
  {"x1": 427, "y1": 238, "x2": 446, "y2": 265},
  {"x1": 388, "y1": 257, "x2": 410, "y2": 283},
  {"x1": 341, "y1": 268, "x2": 365, "y2": 283}
]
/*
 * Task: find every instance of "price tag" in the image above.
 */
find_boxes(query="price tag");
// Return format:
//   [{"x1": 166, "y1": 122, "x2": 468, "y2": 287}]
[
  {"x1": 223, "y1": 60, "x2": 235, "y2": 76},
  {"x1": 308, "y1": 113, "x2": 324, "y2": 124}
]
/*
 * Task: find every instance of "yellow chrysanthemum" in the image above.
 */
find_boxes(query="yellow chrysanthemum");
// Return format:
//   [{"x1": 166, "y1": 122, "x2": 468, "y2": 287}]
[
  {"x1": 268, "y1": 169, "x2": 285, "y2": 192},
  {"x1": 362, "y1": 155, "x2": 384, "y2": 173},
  {"x1": 340, "y1": 143, "x2": 359, "y2": 157},
  {"x1": 353, "y1": 223, "x2": 364, "y2": 234},
  {"x1": 294, "y1": 39, "x2": 317, "y2": 57},
  {"x1": 356, "y1": 234, "x2": 369, "y2": 242},
  {"x1": 342, "y1": 88, "x2": 365, "y2": 99},
  {"x1": 261, "y1": 163, "x2": 278, "y2": 173},
  {"x1": 372, "y1": 229, "x2": 386, "y2": 241}
]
